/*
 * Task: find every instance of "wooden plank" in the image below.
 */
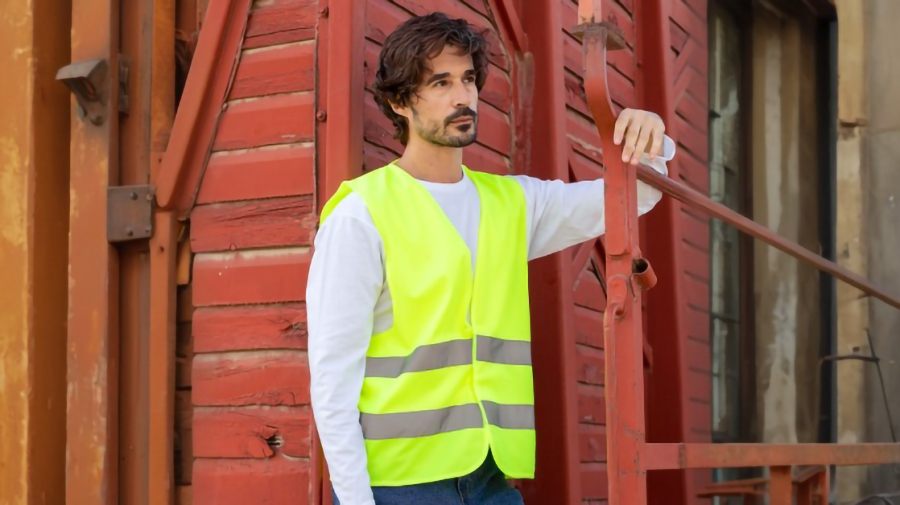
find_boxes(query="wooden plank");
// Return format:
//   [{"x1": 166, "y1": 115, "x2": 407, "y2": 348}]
[
  {"x1": 231, "y1": 42, "x2": 316, "y2": 99},
  {"x1": 573, "y1": 305, "x2": 605, "y2": 349},
  {"x1": 244, "y1": 0, "x2": 317, "y2": 48},
  {"x1": 193, "y1": 304, "x2": 307, "y2": 353},
  {"x1": 364, "y1": 0, "x2": 510, "y2": 71},
  {"x1": 214, "y1": 92, "x2": 315, "y2": 150},
  {"x1": 192, "y1": 457, "x2": 309, "y2": 505},
  {"x1": 576, "y1": 345, "x2": 606, "y2": 386},
  {"x1": 578, "y1": 423, "x2": 607, "y2": 463},
  {"x1": 192, "y1": 352, "x2": 310, "y2": 406},
  {"x1": 192, "y1": 249, "x2": 310, "y2": 307},
  {"x1": 576, "y1": 383, "x2": 607, "y2": 425},
  {"x1": 364, "y1": 141, "x2": 400, "y2": 171},
  {"x1": 580, "y1": 462, "x2": 610, "y2": 500},
  {"x1": 190, "y1": 196, "x2": 316, "y2": 252},
  {"x1": 197, "y1": 145, "x2": 314, "y2": 204},
  {"x1": 193, "y1": 406, "x2": 312, "y2": 458},
  {"x1": 573, "y1": 269, "x2": 606, "y2": 312}
]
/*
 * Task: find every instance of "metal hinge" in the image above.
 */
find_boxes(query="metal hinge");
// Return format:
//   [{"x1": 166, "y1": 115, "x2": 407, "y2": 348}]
[{"x1": 107, "y1": 185, "x2": 155, "y2": 243}]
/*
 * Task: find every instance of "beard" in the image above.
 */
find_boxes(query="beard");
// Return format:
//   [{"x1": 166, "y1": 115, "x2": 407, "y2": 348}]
[{"x1": 412, "y1": 107, "x2": 478, "y2": 148}]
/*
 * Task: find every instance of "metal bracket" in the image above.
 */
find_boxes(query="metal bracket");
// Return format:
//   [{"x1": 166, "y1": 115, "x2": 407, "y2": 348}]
[
  {"x1": 56, "y1": 56, "x2": 130, "y2": 124},
  {"x1": 107, "y1": 185, "x2": 155, "y2": 243}
]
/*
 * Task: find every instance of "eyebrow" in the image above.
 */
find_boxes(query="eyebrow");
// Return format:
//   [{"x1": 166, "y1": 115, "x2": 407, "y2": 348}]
[{"x1": 424, "y1": 69, "x2": 476, "y2": 85}]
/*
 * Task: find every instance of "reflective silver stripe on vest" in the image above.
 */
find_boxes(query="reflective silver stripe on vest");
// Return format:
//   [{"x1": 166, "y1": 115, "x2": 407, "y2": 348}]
[
  {"x1": 360, "y1": 404, "x2": 484, "y2": 440},
  {"x1": 365, "y1": 339, "x2": 473, "y2": 378},
  {"x1": 482, "y1": 401, "x2": 535, "y2": 430},
  {"x1": 476, "y1": 336, "x2": 532, "y2": 366}
]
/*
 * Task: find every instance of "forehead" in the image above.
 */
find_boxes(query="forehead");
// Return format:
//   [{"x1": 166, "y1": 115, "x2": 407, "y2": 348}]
[{"x1": 425, "y1": 45, "x2": 475, "y2": 74}]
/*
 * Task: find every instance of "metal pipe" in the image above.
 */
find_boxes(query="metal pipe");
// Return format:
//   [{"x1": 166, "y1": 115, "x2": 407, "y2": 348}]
[{"x1": 634, "y1": 164, "x2": 900, "y2": 312}]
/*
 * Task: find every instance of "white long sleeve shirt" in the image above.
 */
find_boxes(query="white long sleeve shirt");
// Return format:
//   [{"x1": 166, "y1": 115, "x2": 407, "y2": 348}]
[{"x1": 307, "y1": 136, "x2": 675, "y2": 505}]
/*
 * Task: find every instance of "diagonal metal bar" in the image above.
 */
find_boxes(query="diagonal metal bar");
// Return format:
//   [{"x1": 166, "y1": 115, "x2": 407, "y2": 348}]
[{"x1": 634, "y1": 164, "x2": 900, "y2": 311}]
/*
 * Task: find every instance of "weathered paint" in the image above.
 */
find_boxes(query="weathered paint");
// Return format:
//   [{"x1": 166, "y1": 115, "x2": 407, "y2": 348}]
[
  {"x1": 66, "y1": 0, "x2": 121, "y2": 502},
  {"x1": 0, "y1": 1, "x2": 70, "y2": 503}
]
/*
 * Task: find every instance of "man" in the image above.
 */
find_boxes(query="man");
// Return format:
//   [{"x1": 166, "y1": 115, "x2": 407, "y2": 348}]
[{"x1": 307, "y1": 12, "x2": 675, "y2": 505}]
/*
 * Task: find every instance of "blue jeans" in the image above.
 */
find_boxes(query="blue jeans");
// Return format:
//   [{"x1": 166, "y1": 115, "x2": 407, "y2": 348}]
[{"x1": 332, "y1": 451, "x2": 525, "y2": 505}]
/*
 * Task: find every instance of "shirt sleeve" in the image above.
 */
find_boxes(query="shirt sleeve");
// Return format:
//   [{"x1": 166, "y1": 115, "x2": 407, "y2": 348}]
[
  {"x1": 307, "y1": 196, "x2": 383, "y2": 505},
  {"x1": 516, "y1": 134, "x2": 675, "y2": 260}
]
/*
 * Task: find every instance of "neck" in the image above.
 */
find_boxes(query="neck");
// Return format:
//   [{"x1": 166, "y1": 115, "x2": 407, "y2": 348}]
[{"x1": 395, "y1": 137, "x2": 464, "y2": 183}]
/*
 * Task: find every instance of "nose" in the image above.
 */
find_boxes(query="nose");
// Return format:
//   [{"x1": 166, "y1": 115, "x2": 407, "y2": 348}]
[{"x1": 451, "y1": 81, "x2": 471, "y2": 108}]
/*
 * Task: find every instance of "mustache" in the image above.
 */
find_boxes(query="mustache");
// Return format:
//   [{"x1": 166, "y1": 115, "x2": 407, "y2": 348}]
[{"x1": 445, "y1": 108, "x2": 477, "y2": 126}]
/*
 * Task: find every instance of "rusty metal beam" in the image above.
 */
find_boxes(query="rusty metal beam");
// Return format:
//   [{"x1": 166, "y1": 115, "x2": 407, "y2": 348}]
[
  {"x1": 579, "y1": 5, "x2": 650, "y2": 505},
  {"x1": 149, "y1": 211, "x2": 178, "y2": 505},
  {"x1": 640, "y1": 442, "x2": 900, "y2": 470},
  {"x1": 66, "y1": 0, "x2": 120, "y2": 502},
  {"x1": 634, "y1": 164, "x2": 900, "y2": 311}
]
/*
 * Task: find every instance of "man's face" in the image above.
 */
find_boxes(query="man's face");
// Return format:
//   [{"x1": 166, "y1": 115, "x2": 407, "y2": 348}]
[{"x1": 394, "y1": 45, "x2": 479, "y2": 147}]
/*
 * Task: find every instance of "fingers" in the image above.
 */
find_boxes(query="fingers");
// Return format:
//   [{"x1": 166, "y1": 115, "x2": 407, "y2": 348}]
[
  {"x1": 648, "y1": 126, "x2": 664, "y2": 159},
  {"x1": 613, "y1": 109, "x2": 633, "y2": 146},
  {"x1": 614, "y1": 109, "x2": 665, "y2": 164}
]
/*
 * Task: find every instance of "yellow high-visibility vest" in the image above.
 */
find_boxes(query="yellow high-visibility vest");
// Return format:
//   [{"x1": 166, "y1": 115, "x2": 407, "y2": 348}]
[{"x1": 320, "y1": 163, "x2": 535, "y2": 486}]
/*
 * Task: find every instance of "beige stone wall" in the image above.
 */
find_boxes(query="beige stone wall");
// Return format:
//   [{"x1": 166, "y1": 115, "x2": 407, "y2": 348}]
[{"x1": 835, "y1": 0, "x2": 900, "y2": 501}]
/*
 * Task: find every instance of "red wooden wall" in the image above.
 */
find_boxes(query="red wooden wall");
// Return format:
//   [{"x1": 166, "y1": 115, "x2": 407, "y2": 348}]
[
  {"x1": 187, "y1": 1, "x2": 319, "y2": 503},
  {"x1": 178, "y1": 0, "x2": 711, "y2": 504}
]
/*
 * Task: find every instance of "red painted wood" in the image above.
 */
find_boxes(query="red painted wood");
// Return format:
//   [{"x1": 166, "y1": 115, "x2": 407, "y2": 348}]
[
  {"x1": 193, "y1": 407, "x2": 312, "y2": 458},
  {"x1": 192, "y1": 249, "x2": 310, "y2": 307},
  {"x1": 574, "y1": 306, "x2": 605, "y2": 349},
  {"x1": 579, "y1": 424, "x2": 608, "y2": 462},
  {"x1": 192, "y1": 457, "x2": 309, "y2": 505},
  {"x1": 197, "y1": 145, "x2": 315, "y2": 204},
  {"x1": 581, "y1": 462, "x2": 610, "y2": 500},
  {"x1": 193, "y1": 304, "x2": 307, "y2": 353},
  {"x1": 364, "y1": 142, "x2": 399, "y2": 171},
  {"x1": 244, "y1": 0, "x2": 318, "y2": 49},
  {"x1": 577, "y1": 384, "x2": 607, "y2": 425},
  {"x1": 576, "y1": 345, "x2": 606, "y2": 385},
  {"x1": 192, "y1": 352, "x2": 310, "y2": 406},
  {"x1": 214, "y1": 92, "x2": 314, "y2": 151},
  {"x1": 230, "y1": 42, "x2": 316, "y2": 99},
  {"x1": 573, "y1": 273, "x2": 606, "y2": 311},
  {"x1": 365, "y1": 0, "x2": 510, "y2": 71},
  {"x1": 190, "y1": 196, "x2": 316, "y2": 252}
]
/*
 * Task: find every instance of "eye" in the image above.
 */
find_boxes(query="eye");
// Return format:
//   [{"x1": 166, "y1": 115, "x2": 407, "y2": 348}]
[
  {"x1": 463, "y1": 75, "x2": 476, "y2": 83},
  {"x1": 433, "y1": 80, "x2": 447, "y2": 88}
]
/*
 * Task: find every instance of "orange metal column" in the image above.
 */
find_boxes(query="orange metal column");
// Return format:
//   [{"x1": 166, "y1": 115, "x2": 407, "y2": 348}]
[
  {"x1": 769, "y1": 466, "x2": 793, "y2": 505},
  {"x1": 66, "y1": 0, "x2": 121, "y2": 502}
]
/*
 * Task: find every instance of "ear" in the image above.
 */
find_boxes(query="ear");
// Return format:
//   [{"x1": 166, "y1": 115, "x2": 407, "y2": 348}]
[{"x1": 390, "y1": 100, "x2": 412, "y2": 120}]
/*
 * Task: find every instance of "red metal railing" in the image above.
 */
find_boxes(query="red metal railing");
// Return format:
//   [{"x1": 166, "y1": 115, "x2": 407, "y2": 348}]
[{"x1": 576, "y1": 1, "x2": 900, "y2": 504}]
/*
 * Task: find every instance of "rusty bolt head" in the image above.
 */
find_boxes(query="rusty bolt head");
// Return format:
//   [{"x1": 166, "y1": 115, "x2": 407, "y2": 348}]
[
  {"x1": 126, "y1": 226, "x2": 134, "y2": 237},
  {"x1": 129, "y1": 191, "x2": 138, "y2": 200},
  {"x1": 319, "y1": 6, "x2": 329, "y2": 17},
  {"x1": 316, "y1": 110, "x2": 327, "y2": 122}
]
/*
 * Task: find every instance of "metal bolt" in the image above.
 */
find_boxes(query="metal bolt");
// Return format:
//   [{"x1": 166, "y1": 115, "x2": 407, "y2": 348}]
[
  {"x1": 316, "y1": 110, "x2": 327, "y2": 122},
  {"x1": 319, "y1": 6, "x2": 329, "y2": 17},
  {"x1": 126, "y1": 227, "x2": 134, "y2": 237},
  {"x1": 129, "y1": 191, "x2": 138, "y2": 200}
]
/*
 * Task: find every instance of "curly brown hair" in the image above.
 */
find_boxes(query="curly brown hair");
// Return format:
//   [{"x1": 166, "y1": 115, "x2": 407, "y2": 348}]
[{"x1": 373, "y1": 12, "x2": 489, "y2": 145}]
